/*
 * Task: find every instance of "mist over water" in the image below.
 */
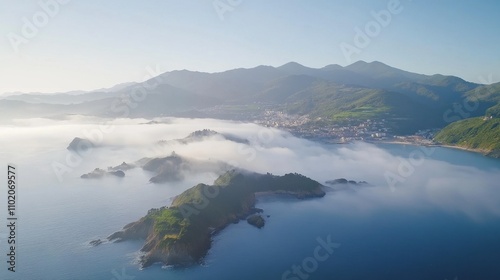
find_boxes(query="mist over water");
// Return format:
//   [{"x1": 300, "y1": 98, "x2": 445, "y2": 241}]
[{"x1": 1, "y1": 117, "x2": 499, "y2": 279}]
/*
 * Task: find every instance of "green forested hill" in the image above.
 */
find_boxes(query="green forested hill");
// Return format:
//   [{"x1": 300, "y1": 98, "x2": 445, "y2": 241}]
[
  {"x1": 108, "y1": 170, "x2": 325, "y2": 267},
  {"x1": 435, "y1": 117, "x2": 500, "y2": 158},
  {"x1": 280, "y1": 81, "x2": 447, "y2": 134}
]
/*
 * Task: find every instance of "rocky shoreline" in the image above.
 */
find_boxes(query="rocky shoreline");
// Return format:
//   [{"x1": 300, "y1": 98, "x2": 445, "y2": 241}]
[
  {"x1": 374, "y1": 140, "x2": 500, "y2": 159},
  {"x1": 107, "y1": 170, "x2": 326, "y2": 268}
]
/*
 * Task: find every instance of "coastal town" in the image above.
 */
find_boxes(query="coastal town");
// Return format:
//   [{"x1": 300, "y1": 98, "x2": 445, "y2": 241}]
[{"x1": 254, "y1": 110, "x2": 438, "y2": 145}]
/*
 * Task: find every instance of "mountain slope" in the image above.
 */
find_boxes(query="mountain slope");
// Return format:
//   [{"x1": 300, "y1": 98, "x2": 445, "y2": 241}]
[
  {"x1": 0, "y1": 84, "x2": 220, "y2": 120},
  {"x1": 3, "y1": 61, "x2": 497, "y2": 134},
  {"x1": 465, "y1": 82, "x2": 500, "y2": 103},
  {"x1": 435, "y1": 117, "x2": 500, "y2": 157},
  {"x1": 262, "y1": 80, "x2": 445, "y2": 133},
  {"x1": 345, "y1": 60, "x2": 428, "y2": 84},
  {"x1": 486, "y1": 104, "x2": 500, "y2": 118},
  {"x1": 151, "y1": 66, "x2": 286, "y2": 101}
]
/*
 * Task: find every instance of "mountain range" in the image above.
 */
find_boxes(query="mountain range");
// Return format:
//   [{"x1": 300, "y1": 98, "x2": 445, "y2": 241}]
[{"x1": 2, "y1": 61, "x2": 499, "y2": 134}]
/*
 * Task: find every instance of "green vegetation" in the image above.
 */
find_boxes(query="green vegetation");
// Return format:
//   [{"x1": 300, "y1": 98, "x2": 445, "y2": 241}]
[
  {"x1": 162, "y1": 170, "x2": 324, "y2": 229},
  {"x1": 435, "y1": 117, "x2": 500, "y2": 157},
  {"x1": 281, "y1": 82, "x2": 449, "y2": 134},
  {"x1": 330, "y1": 106, "x2": 388, "y2": 120},
  {"x1": 147, "y1": 207, "x2": 192, "y2": 248},
  {"x1": 212, "y1": 170, "x2": 324, "y2": 194},
  {"x1": 284, "y1": 85, "x2": 394, "y2": 120},
  {"x1": 6, "y1": 62, "x2": 500, "y2": 135},
  {"x1": 117, "y1": 170, "x2": 325, "y2": 267},
  {"x1": 465, "y1": 82, "x2": 500, "y2": 103},
  {"x1": 257, "y1": 65, "x2": 495, "y2": 134},
  {"x1": 486, "y1": 104, "x2": 500, "y2": 118}
]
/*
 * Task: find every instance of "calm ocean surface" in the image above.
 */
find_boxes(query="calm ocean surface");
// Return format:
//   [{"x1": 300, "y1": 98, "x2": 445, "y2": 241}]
[{"x1": 1, "y1": 142, "x2": 500, "y2": 280}]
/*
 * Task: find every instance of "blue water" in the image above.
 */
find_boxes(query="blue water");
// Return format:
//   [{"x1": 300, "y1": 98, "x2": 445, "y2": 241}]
[
  {"x1": 1, "y1": 143, "x2": 500, "y2": 280},
  {"x1": 375, "y1": 142, "x2": 500, "y2": 171}
]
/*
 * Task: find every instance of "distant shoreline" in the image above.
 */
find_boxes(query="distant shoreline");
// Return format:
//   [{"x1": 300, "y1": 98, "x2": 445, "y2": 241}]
[
  {"x1": 432, "y1": 144, "x2": 486, "y2": 153},
  {"x1": 370, "y1": 140, "x2": 497, "y2": 158},
  {"x1": 288, "y1": 130, "x2": 498, "y2": 159}
]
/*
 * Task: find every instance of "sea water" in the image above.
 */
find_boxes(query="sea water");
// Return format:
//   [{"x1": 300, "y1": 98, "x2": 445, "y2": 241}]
[{"x1": 1, "y1": 131, "x2": 500, "y2": 280}]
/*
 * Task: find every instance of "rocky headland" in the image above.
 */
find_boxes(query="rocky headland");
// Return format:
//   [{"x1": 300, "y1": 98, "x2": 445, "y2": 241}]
[{"x1": 108, "y1": 169, "x2": 325, "y2": 268}]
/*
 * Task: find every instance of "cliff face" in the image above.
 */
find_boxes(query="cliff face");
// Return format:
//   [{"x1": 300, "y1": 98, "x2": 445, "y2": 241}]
[
  {"x1": 107, "y1": 214, "x2": 211, "y2": 267},
  {"x1": 108, "y1": 170, "x2": 325, "y2": 268},
  {"x1": 140, "y1": 228, "x2": 211, "y2": 267},
  {"x1": 108, "y1": 217, "x2": 154, "y2": 241}
]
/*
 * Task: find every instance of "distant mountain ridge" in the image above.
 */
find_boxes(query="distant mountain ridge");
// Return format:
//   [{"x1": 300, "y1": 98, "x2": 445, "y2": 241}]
[
  {"x1": 1, "y1": 61, "x2": 499, "y2": 134},
  {"x1": 2, "y1": 82, "x2": 138, "y2": 104}
]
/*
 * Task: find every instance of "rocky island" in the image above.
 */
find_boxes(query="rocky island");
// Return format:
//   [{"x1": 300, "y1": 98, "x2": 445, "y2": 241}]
[
  {"x1": 141, "y1": 152, "x2": 232, "y2": 183},
  {"x1": 158, "y1": 129, "x2": 249, "y2": 145},
  {"x1": 81, "y1": 168, "x2": 125, "y2": 179},
  {"x1": 67, "y1": 137, "x2": 93, "y2": 151},
  {"x1": 246, "y1": 214, "x2": 265, "y2": 229},
  {"x1": 325, "y1": 178, "x2": 368, "y2": 185},
  {"x1": 108, "y1": 162, "x2": 135, "y2": 171},
  {"x1": 108, "y1": 169, "x2": 325, "y2": 268},
  {"x1": 77, "y1": 152, "x2": 231, "y2": 183}
]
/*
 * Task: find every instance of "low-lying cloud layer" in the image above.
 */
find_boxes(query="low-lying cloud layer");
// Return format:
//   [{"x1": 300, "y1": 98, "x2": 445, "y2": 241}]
[{"x1": 2, "y1": 116, "x2": 500, "y2": 221}]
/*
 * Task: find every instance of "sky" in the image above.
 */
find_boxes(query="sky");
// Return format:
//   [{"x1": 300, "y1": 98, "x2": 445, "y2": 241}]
[{"x1": 0, "y1": 0, "x2": 499, "y2": 94}]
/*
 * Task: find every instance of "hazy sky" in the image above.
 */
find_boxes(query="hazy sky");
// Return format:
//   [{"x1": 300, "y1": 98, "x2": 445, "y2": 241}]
[{"x1": 1, "y1": 0, "x2": 499, "y2": 93}]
